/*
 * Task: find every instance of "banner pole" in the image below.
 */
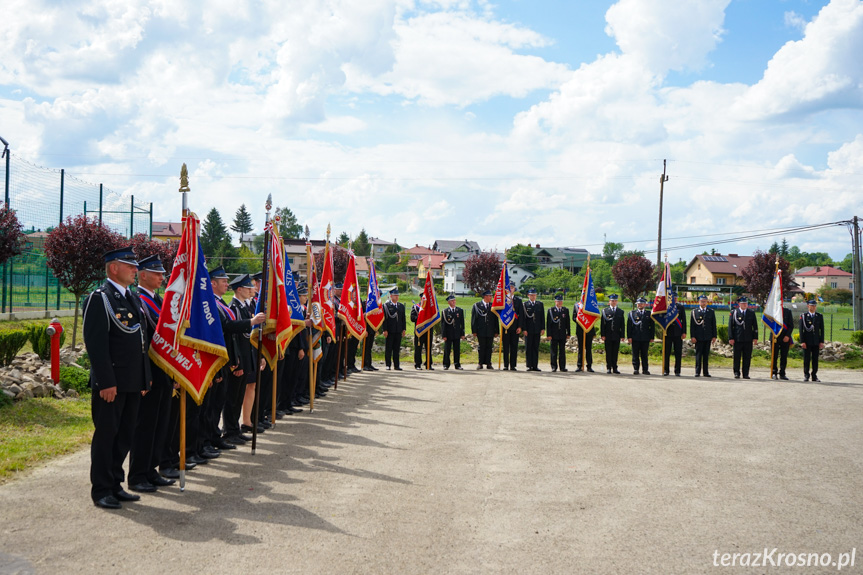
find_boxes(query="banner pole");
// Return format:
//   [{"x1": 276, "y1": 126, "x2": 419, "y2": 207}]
[
  {"x1": 661, "y1": 330, "x2": 666, "y2": 375},
  {"x1": 361, "y1": 334, "x2": 367, "y2": 370},
  {"x1": 498, "y1": 323, "x2": 503, "y2": 369},
  {"x1": 427, "y1": 330, "x2": 431, "y2": 370},
  {"x1": 581, "y1": 327, "x2": 586, "y2": 371},
  {"x1": 179, "y1": 388, "x2": 186, "y2": 492},
  {"x1": 770, "y1": 333, "x2": 777, "y2": 380},
  {"x1": 343, "y1": 333, "x2": 349, "y2": 381},
  {"x1": 334, "y1": 324, "x2": 342, "y2": 390},
  {"x1": 309, "y1": 336, "x2": 315, "y2": 412},
  {"x1": 251, "y1": 197, "x2": 273, "y2": 455}
]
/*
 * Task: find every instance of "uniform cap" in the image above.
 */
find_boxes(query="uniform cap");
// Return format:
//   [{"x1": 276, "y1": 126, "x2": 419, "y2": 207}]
[
  {"x1": 229, "y1": 273, "x2": 252, "y2": 290},
  {"x1": 208, "y1": 266, "x2": 228, "y2": 279},
  {"x1": 104, "y1": 246, "x2": 138, "y2": 266},
  {"x1": 137, "y1": 254, "x2": 165, "y2": 273}
]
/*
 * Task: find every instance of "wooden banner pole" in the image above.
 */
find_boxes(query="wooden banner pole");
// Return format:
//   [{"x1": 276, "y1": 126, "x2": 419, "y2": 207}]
[{"x1": 179, "y1": 388, "x2": 186, "y2": 492}]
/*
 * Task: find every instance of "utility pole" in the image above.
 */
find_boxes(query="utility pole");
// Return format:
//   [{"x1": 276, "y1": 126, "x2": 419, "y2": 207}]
[
  {"x1": 852, "y1": 215, "x2": 862, "y2": 331},
  {"x1": 657, "y1": 159, "x2": 669, "y2": 270}
]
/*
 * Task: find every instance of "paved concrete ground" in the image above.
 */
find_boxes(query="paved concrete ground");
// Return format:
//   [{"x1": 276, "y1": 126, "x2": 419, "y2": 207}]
[{"x1": 1, "y1": 366, "x2": 862, "y2": 574}]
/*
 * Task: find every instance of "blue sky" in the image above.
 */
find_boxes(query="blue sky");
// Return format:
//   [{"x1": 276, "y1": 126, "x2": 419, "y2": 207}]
[{"x1": 1, "y1": 0, "x2": 861, "y2": 263}]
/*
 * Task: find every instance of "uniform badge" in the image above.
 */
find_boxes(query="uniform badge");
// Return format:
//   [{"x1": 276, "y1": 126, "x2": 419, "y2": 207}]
[{"x1": 116, "y1": 313, "x2": 122, "y2": 318}]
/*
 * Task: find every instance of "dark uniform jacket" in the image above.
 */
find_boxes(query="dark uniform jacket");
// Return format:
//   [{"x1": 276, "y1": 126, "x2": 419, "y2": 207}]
[
  {"x1": 573, "y1": 304, "x2": 596, "y2": 341},
  {"x1": 442, "y1": 306, "x2": 465, "y2": 339},
  {"x1": 798, "y1": 311, "x2": 825, "y2": 347},
  {"x1": 520, "y1": 299, "x2": 545, "y2": 333},
  {"x1": 83, "y1": 280, "x2": 151, "y2": 393},
  {"x1": 383, "y1": 300, "x2": 406, "y2": 334},
  {"x1": 471, "y1": 301, "x2": 499, "y2": 337},
  {"x1": 664, "y1": 309, "x2": 687, "y2": 339},
  {"x1": 728, "y1": 308, "x2": 758, "y2": 343},
  {"x1": 546, "y1": 306, "x2": 571, "y2": 340},
  {"x1": 230, "y1": 297, "x2": 257, "y2": 376},
  {"x1": 137, "y1": 287, "x2": 170, "y2": 387},
  {"x1": 627, "y1": 308, "x2": 655, "y2": 341},
  {"x1": 777, "y1": 308, "x2": 795, "y2": 342},
  {"x1": 511, "y1": 295, "x2": 524, "y2": 330},
  {"x1": 601, "y1": 305, "x2": 625, "y2": 340},
  {"x1": 690, "y1": 306, "x2": 717, "y2": 341},
  {"x1": 217, "y1": 298, "x2": 252, "y2": 369}
]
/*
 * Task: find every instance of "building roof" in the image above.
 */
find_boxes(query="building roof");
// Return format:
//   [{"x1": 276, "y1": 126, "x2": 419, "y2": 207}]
[
  {"x1": 408, "y1": 253, "x2": 446, "y2": 269},
  {"x1": 685, "y1": 253, "x2": 754, "y2": 276},
  {"x1": 368, "y1": 237, "x2": 395, "y2": 246},
  {"x1": 433, "y1": 239, "x2": 481, "y2": 253},
  {"x1": 794, "y1": 265, "x2": 852, "y2": 277},
  {"x1": 152, "y1": 222, "x2": 182, "y2": 237}
]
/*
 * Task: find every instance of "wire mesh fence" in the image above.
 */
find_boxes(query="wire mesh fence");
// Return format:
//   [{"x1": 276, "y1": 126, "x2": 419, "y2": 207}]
[{"x1": 1, "y1": 152, "x2": 152, "y2": 313}]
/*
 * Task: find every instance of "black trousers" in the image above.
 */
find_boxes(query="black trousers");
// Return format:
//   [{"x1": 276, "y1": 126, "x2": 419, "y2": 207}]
[
  {"x1": 549, "y1": 339, "x2": 566, "y2": 370},
  {"x1": 477, "y1": 336, "x2": 494, "y2": 366},
  {"x1": 414, "y1": 333, "x2": 430, "y2": 368},
  {"x1": 443, "y1": 337, "x2": 461, "y2": 368},
  {"x1": 91, "y1": 390, "x2": 140, "y2": 501},
  {"x1": 363, "y1": 328, "x2": 376, "y2": 368},
  {"x1": 694, "y1": 340, "x2": 711, "y2": 375},
  {"x1": 576, "y1": 334, "x2": 594, "y2": 369},
  {"x1": 803, "y1": 345, "x2": 820, "y2": 377},
  {"x1": 501, "y1": 328, "x2": 519, "y2": 368},
  {"x1": 663, "y1": 336, "x2": 683, "y2": 375},
  {"x1": 605, "y1": 339, "x2": 620, "y2": 369},
  {"x1": 347, "y1": 337, "x2": 359, "y2": 369},
  {"x1": 165, "y1": 396, "x2": 201, "y2": 468},
  {"x1": 128, "y1": 379, "x2": 173, "y2": 485},
  {"x1": 631, "y1": 340, "x2": 650, "y2": 373},
  {"x1": 385, "y1": 333, "x2": 402, "y2": 367},
  {"x1": 259, "y1": 363, "x2": 275, "y2": 422},
  {"x1": 203, "y1": 376, "x2": 228, "y2": 444},
  {"x1": 525, "y1": 333, "x2": 541, "y2": 369},
  {"x1": 771, "y1": 339, "x2": 790, "y2": 376},
  {"x1": 733, "y1": 341, "x2": 753, "y2": 377},
  {"x1": 222, "y1": 372, "x2": 245, "y2": 437},
  {"x1": 288, "y1": 354, "x2": 309, "y2": 404}
]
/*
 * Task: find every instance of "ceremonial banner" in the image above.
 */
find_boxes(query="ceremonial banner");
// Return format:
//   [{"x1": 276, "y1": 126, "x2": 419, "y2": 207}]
[
  {"x1": 149, "y1": 213, "x2": 228, "y2": 405},
  {"x1": 319, "y1": 241, "x2": 337, "y2": 338},
  {"x1": 306, "y1": 242, "x2": 324, "y2": 363},
  {"x1": 365, "y1": 258, "x2": 385, "y2": 331},
  {"x1": 491, "y1": 261, "x2": 516, "y2": 329},
  {"x1": 251, "y1": 224, "x2": 294, "y2": 369},
  {"x1": 415, "y1": 267, "x2": 441, "y2": 337},
  {"x1": 652, "y1": 260, "x2": 680, "y2": 332},
  {"x1": 762, "y1": 266, "x2": 785, "y2": 337},
  {"x1": 338, "y1": 254, "x2": 366, "y2": 339},
  {"x1": 575, "y1": 261, "x2": 600, "y2": 332}
]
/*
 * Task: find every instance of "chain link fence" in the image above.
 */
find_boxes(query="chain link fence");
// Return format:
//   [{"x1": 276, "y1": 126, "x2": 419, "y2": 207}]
[{"x1": 1, "y1": 151, "x2": 152, "y2": 313}]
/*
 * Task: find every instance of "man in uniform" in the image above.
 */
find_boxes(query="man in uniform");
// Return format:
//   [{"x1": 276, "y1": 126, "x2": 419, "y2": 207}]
[
  {"x1": 770, "y1": 304, "x2": 795, "y2": 381},
  {"x1": 471, "y1": 290, "x2": 498, "y2": 369},
  {"x1": 728, "y1": 296, "x2": 758, "y2": 379},
  {"x1": 521, "y1": 288, "x2": 545, "y2": 371},
  {"x1": 627, "y1": 297, "x2": 654, "y2": 375},
  {"x1": 411, "y1": 301, "x2": 432, "y2": 369},
  {"x1": 573, "y1": 297, "x2": 595, "y2": 372},
  {"x1": 662, "y1": 291, "x2": 687, "y2": 376},
  {"x1": 83, "y1": 246, "x2": 151, "y2": 509},
  {"x1": 128, "y1": 255, "x2": 175, "y2": 493},
  {"x1": 383, "y1": 288, "x2": 406, "y2": 370},
  {"x1": 799, "y1": 299, "x2": 825, "y2": 382},
  {"x1": 441, "y1": 294, "x2": 465, "y2": 370},
  {"x1": 362, "y1": 290, "x2": 380, "y2": 371},
  {"x1": 280, "y1": 283, "x2": 309, "y2": 414},
  {"x1": 501, "y1": 282, "x2": 523, "y2": 370},
  {"x1": 601, "y1": 294, "x2": 625, "y2": 374},
  {"x1": 546, "y1": 294, "x2": 570, "y2": 372},
  {"x1": 689, "y1": 295, "x2": 716, "y2": 377}
]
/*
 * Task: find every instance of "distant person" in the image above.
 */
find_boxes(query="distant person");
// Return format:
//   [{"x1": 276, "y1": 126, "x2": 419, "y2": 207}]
[
  {"x1": 501, "y1": 282, "x2": 523, "y2": 371},
  {"x1": 627, "y1": 297, "x2": 654, "y2": 375},
  {"x1": 521, "y1": 288, "x2": 545, "y2": 371},
  {"x1": 601, "y1": 294, "x2": 625, "y2": 374},
  {"x1": 770, "y1": 305, "x2": 795, "y2": 381},
  {"x1": 799, "y1": 299, "x2": 825, "y2": 382},
  {"x1": 728, "y1": 296, "x2": 758, "y2": 379},
  {"x1": 662, "y1": 291, "x2": 687, "y2": 377},
  {"x1": 690, "y1": 295, "x2": 717, "y2": 377},
  {"x1": 441, "y1": 294, "x2": 465, "y2": 370},
  {"x1": 573, "y1": 298, "x2": 595, "y2": 372},
  {"x1": 471, "y1": 290, "x2": 498, "y2": 369},
  {"x1": 546, "y1": 294, "x2": 570, "y2": 372},
  {"x1": 383, "y1": 288, "x2": 406, "y2": 370}
]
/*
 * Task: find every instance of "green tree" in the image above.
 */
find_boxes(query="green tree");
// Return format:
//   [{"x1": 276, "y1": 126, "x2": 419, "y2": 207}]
[
  {"x1": 780, "y1": 238, "x2": 789, "y2": 256},
  {"x1": 507, "y1": 243, "x2": 536, "y2": 272},
  {"x1": 200, "y1": 207, "x2": 233, "y2": 265},
  {"x1": 618, "y1": 249, "x2": 645, "y2": 259},
  {"x1": 274, "y1": 207, "x2": 303, "y2": 239},
  {"x1": 602, "y1": 241, "x2": 624, "y2": 265},
  {"x1": 337, "y1": 231, "x2": 350, "y2": 247},
  {"x1": 837, "y1": 253, "x2": 854, "y2": 273},
  {"x1": 231, "y1": 204, "x2": 254, "y2": 245},
  {"x1": 354, "y1": 228, "x2": 370, "y2": 256},
  {"x1": 522, "y1": 267, "x2": 575, "y2": 295},
  {"x1": 768, "y1": 242, "x2": 780, "y2": 254},
  {"x1": 670, "y1": 258, "x2": 686, "y2": 284}
]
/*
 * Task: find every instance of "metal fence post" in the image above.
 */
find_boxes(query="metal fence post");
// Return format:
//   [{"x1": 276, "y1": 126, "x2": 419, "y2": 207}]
[
  {"x1": 57, "y1": 169, "x2": 64, "y2": 311},
  {"x1": 3, "y1": 147, "x2": 10, "y2": 312},
  {"x1": 98, "y1": 184, "x2": 103, "y2": 223},
  {"x1": 149, "y1": 202, "x2": 153, "y2": 238},
  {"x1": 130, "y1": 194, "x2": 134, "y2": 237}
]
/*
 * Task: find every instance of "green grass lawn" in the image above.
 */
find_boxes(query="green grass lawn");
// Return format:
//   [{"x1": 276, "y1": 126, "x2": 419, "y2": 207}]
[{"x1": 0, "y1": 397, "x2": 93, "y2": 483}]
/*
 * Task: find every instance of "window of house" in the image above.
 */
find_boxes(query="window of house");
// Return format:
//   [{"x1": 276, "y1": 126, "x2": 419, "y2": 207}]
[
  {"x1": 802, "y1": 281, "x2": 805, "y2": 288},
  {"x1": 716, "y1": 278, "x2": 726, "y2": 285},
  {"x1": 690, "y1": 276, "x2": 696, "y2": 284},
  {"x1": 831, "y1": 282, "x2": 837, "y2": 288}
]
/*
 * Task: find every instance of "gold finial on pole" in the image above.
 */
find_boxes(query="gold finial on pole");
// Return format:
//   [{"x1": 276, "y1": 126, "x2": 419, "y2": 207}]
[
  {"x1": 326, "y1": 224, "x2": 331, "y2": 242},
  {"x1": 179, "y1": 164, "x2": 190, "y2": 193}
]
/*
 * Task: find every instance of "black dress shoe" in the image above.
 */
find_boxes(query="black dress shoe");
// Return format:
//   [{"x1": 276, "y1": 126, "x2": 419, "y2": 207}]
[
  {"x1": 643, "y1": 371, "x2": 651, "y2": 375},
  {"x1": 804, "y1": 376, "x2": 810, "y2": 381},
  {"x1": 214, "y1": 438, "x2": 237, "y2": 450},
  {"x1": 560, "y1": 368, "x2": 568, "y2": 372},
  {"x1": 369, "y1": 366, "x2": 379, "y2": 371},
  {"x1": 779, "y1": 375, "x2": 789, "y2": 381},
  {"x1": 703, "y1": 373, "x2": 711, "y2": 377},
  {"x1": 612, "y1": 369, "x2": 620, "y2": 374},
  {"x1": 201, "y1": 446, "x2": 221, "y2": 458},
  {"x1": 187, "y1": 454, "x2": 208, "y2": 465},
  {"x1": 633, "y1": 370, "x2": 639, "y2": 375},
  {"x1": 695, "y1": 373, "x2": 701, "y2": 377},
  {"x1": 297, "y1": 397, "x2": 310, "y2": 405},
  {"x1": 428, "y1": 366, "x2": 434, "y2": 370},
  {"x1": 742, "y1": 376, "x2": 751, "y2": 380},
  {"x1": 675, "y1": 373, "x2": 680, "y2": 376},
  {"x1": 275, "y1": 410, "x2": 285, "y2": 419},
  {"x1": 486, "y1": 365, "x2": 494, "y2": 370},
  {"x1": 455, "y1": 365, "x2": 463, "y2": 370},
  {"x1": 240, "y1": 424, "x2": 259, "y2": 434},
  {"x1": 113, "y1": 488, "x2": 140, "y2": 502},
  {"x1": 811, "y1": 376, "x2": 820, "y2": 382},
  {"x1": 160, "y1": 468, "x2": 181, "y2": 479},
  {"x1": 363, "y1": 367, "x2": 375, "y2": 372},
  {"x1": 288, "y1": 406, "x2": 303, "y2": 413},
  {"x1": 443, "y1": 365, "x2": 449, "y2": 370},
  {"x1": 315, "y1": 392, "x2": 327, "y2": 399},
  {"x1": 260, "y1": 420, "x2": 273, "y2": 429},
  {"x1": 129, "y1": 481, "x2": 157, "y2": 493},
  {"x1": 94, "y1": 495, "x2": 122, "y2": 510},
  {"x1": 575, "y1": 368, "x2": 583, "y2": 373},
  {"x1": 236, "y1": 431, "x2": 253, "y2": 441},
  {"x1": 477, "y1": 365, "x2": 483, "y2": 370},
  {"x1": 551, "y1": 368, "x2": 557, "y2": 372},
  {"x1": 394, "y1": 366, "x2": 403, "y2": 371},
  {"x1": 663, "y1": 372, "x2": 669, "y2": 376},
  {"x1": 415, "y1": 365, "x2": 422, "y2": 370},
  {"x1": 511, "y1": 367, "x2": 518, "y2": 372},
  {"x1": 587, "y1": 368, "x2": 594, "y2": 373},
  {"x1": 149, "y1": 475, "x2": 175, "y2": 487},
  {"x1": 607, "y1": 368, "x2": 612, "y2": 374}
]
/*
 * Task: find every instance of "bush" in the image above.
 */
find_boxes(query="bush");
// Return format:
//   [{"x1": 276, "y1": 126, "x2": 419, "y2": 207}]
[
  {"x1": 717, "y1": 325, "x2": 729, "y2": 344},
  {"x1": 0, "y1": 329, "x2": 30, "y2": 366},
  {"x1": 0, "y1": 391, "x2": 12, "y2": 409},
  {"x1": 844, "y1": 347, "x2": 861, "y2": 360},
  {"x1": 76, "y1": 352, "x2": 90, "y2": 370},
  {"x1": 28, "y1": 325, "x2": 66, "y2": 361},
  {"x1": 851, "y1": 331, "x2": 863, "y2": 346},
  {"x1": 59, "y1": 366, "x2": 90, "y2": 395}
]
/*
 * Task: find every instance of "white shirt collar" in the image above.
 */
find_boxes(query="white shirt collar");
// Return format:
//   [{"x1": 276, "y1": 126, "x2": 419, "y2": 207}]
[
  {"x1": 107, "y1": 278, "x2": 129, "y2": 295},
  {"x1": 138, "y1": 286, "x2": 155, "y2": 298}
]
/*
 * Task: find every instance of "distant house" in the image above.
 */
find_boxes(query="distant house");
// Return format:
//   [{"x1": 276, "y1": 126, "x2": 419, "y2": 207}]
[
  {"x1": 532, "y1": 246, "x2": 589, "y2": 273},
  {"x1": 369, "y1": 237, "x2": 396, "y2": 258},
  {"x1": 401, "y1": 244, "x2": 441, "y2": 263},
  {"x1": 794, "y1": 265, "x2": 853, "y2": 292},
  {"x1": 152, "y1": 221, "x2": 182, "y2": 242},
  {"x1": 442, "y1": 251, "x2": 535, "y2": 294},
  {"x1": 683, "y1": 253, "x2": 754, "y2": 286},
  {"x1": 240, "y1": 233, "x2": 260, "y2": 252},
  {"x1": 432, "y1": 239, "x2": 481, "y2": 256},
  {"x1": 283, "y1": 238, "x2": 326, "y2": 277},
  {"x1": 411, "y1": 253, "x2": 446, "y2": 279}
]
